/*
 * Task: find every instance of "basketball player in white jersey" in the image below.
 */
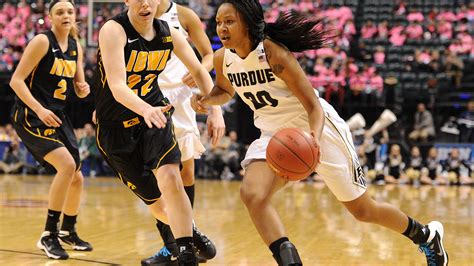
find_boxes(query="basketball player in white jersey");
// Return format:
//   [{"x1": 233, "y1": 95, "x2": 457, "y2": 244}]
[
  {"x1": 141, "y1": 1, "x2": 224, "y2": 265},
  {"x1": 192, "y1": 1, "x2": 448, "y2": 265}
]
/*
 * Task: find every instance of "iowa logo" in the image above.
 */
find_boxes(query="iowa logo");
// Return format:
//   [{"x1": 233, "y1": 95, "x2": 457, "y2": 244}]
[
  {"x1": 123, "y1": 117, "x2": 140, "y2": 128},
  {"x1": 127, "y1": 181, "x2": 137, "y2": 190},
  {"x1": 126, "y1": 49, "x2": 171, "y2": 73},
  {"x1": 43, "y1": 129, "x2": 56, "y2": 136}
]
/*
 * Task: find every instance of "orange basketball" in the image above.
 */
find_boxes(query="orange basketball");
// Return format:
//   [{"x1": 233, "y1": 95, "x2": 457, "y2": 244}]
[{"x1": 266, "y1": 128, "x2": 319, "y2": 181}]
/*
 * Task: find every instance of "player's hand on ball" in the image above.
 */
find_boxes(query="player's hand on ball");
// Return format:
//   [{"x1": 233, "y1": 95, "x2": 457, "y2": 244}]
[
  {"x1": 143, "y1": 105, "x2": 172, "y2": 128},
  {"x1": 191, "y1": 94, "x2": 209, "y2": 114}
]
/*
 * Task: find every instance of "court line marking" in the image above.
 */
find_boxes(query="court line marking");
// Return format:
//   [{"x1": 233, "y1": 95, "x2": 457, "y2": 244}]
[{"x1": 0, "y1": 249, "x2": 121, "y2": 265}]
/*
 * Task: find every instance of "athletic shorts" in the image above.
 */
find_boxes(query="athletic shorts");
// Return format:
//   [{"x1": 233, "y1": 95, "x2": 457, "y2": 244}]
[
  {"x1": 162, "y1": 85, "x2": 205, "y2": 161},
  {"x1": 241, "y1": 98, "x2": 367, "y2": 202},
  {"x1": 12, "y1": 105, "x2": 81, "y2": 173},
  {"x1": 96, "y1": 112, "x2": 181, "y2": 205}
]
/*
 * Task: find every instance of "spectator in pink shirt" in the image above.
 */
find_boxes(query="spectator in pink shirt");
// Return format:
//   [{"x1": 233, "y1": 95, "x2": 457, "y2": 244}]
[
  {"x1": 313, "y1": 58, "x2": 330, "y2": 77},
  {"x1": 437, "y1": 9, "x2": 458, "y2": 22},
  {"x1": 468, "y1": 3, "x2": 474, "y2": 22},
  {"x1": 389, "y1": 22, "x2": 404, "y2": 37},
  {"x1": 456, "y1": 5, "x2": 467, "y2": 21},
  {"x1": 390, "y1": 30, "x2": 407, "y2": 46},
  {"x1": 333, "y1": 46, "x2": 347, "y2": 64},
  {"x1": 298, "y1": 0, "x2": 315, "y2": 13},
  {"x1": 309, "y1": 72, "x2": 328, "y2": 96},
  {"x1": 437, "y1": 19, "x2": 453, "y2": 40},
  {"x1": 395, "y1": 1, "x2": 406, "y2": 16},
  {"x1": 374, "y1": 46, "x2": 386, "y2": 65},
  {"x1": 416, "y1": 49, "x2": 432, "y2": 65},
  {"x1": 316, "y1": 47, "x2": 335, "y2": 59},
  {"x1": 361, "y1": 20, "x2": 378, "y2": 39},
  {"x1": 343, "y1": 57, "x2": 358, "y2": 77},
  {"x1": 362, "y1": 64, "x2": 376, "y2": 80},
  {"x1": 407, "y1": 9, "x2": 424, "y2": 22},
  {"x1": 343, "y1": 19, "x2": 356, "y2": 39},
  {"x1": 339, "y1": 6, "x2": 354, "y2": 25},
  {"x1": 377, "y1": 20, "x2": 389, "y2": 39},
  {"x1": 368, "y1": 70, "x2": 384, "y2": 103},
  {"x1": 458, "y1": 32, "x2": 473, "y2": 53},
  {"x1": 406, "y1": 22, "x2": 423, "y2": 39},
  {"x1": 449, "y1": 39, "x2": 465, "y2": 55},
  {"x1": 324, "y1": 69, "x2": 346, "y2": 107}
]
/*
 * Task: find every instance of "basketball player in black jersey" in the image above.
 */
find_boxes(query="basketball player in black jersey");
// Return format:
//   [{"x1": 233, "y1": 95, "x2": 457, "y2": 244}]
[
  {"x1": 93, "y1": 0, "x2": 216, "y2": 264},
  {"x1": 9, "y1": 0, "x2": 92, "y2": 260}
]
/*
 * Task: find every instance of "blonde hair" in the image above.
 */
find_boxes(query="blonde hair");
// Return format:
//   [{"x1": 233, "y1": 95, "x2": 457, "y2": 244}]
[{"x1": 49, "y1": 0, "x2": 79, "y2": 39}]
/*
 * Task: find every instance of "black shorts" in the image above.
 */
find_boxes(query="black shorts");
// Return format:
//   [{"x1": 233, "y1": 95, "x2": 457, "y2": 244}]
[
  {"x1": 96, "y1": 115, "x2": 181, "y2": 205},
  {"x1": 12, "y1": 105, "x2": 81, "y2": 173}
]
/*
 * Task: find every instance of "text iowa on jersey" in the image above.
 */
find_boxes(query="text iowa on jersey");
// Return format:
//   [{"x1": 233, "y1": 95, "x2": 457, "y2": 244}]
[
  {"x1": 126, "y1": 49, "x2": 171, "y2": 73},
  {"x1": 49, "y1": 58, "x2": 77, "y2": 78}
]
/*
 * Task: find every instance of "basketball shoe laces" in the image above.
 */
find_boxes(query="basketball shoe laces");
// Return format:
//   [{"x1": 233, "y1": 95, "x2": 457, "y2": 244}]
[
  {"x1": 418, "y1": 243, "x2": 436, "y2": 266},
  {"x1": 153, "y1": 246, "x2": 173, "y2": 258}
]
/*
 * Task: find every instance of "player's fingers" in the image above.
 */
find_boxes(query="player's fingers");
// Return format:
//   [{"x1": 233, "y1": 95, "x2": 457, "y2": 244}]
[
  {"x1": 161, "y1": 104, "x2": 172, "y2": 113},
  {"x1": 51, "y1": 113, "x2": 62, "y2": 125},
  {"x1": 145, "y1": 118, "x2": 153, "y2": 128},
  {"x1": 211, "y1": 128, "x2": 219, "y2": 146}
]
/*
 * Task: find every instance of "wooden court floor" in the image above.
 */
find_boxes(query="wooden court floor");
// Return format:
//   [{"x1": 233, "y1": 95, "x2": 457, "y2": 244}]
[{"x1": 0, "y1": 175, "x2": 472, "y2": 265}]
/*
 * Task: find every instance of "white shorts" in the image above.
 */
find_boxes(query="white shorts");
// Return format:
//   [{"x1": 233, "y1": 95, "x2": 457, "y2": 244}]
[
  {"x1": 241, "y1": 99, "x2": 367, "y2": 202},
  {"x1": 162, "y1": 86, "x2": 205, "y2": 161}
]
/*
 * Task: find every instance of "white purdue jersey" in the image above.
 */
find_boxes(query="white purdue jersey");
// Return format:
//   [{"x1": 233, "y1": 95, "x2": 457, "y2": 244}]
[
  {"x1": 158, "y1": 1, "x2": 189, "y2": 89},
  {"x1": 223, "y1": 42, "x2": 314, "y2": 132}
]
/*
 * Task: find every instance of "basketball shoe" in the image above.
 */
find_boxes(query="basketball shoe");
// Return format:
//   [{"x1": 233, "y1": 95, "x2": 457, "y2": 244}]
[
  {"x1": 193, "y1": 226, "x2": 216, "y2": 261},
  {"x1": 141, "y1": 246, "x2": 178, "y2": 266},
  {"x1": 37, "y1": 231, "x2": 69, "y2": 260},
  {"x1": 418, "y1": 221, "x2": 448, "y2": 266},
  {"x1": 58, "y1": 230, "x2": 93, "y2": 251}
]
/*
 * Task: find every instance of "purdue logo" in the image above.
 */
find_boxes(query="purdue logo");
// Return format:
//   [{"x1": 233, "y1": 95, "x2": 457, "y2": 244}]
[
  {"x1": 126, "y1": 49, "x2": 171, "y2": 73},
  {"x1": 227, "y1": 69, "x2": 275, "y2": 87}
]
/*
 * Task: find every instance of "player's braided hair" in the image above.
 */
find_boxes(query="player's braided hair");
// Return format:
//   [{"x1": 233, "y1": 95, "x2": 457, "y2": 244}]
[{"x1": 219, "y1": 0, "x2": 328, "y2": 52}]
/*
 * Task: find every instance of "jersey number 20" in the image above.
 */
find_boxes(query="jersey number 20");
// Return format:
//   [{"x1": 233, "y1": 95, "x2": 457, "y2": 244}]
[{"x1": 243, "y1": 91, "x2": 278, "y2": 110}]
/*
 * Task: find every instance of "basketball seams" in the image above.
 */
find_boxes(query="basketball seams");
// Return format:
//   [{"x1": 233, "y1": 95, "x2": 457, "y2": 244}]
[
  {"x1": 292, "y1": 129, "x2": 317, "y2": 169},
  {"x1": 267, "y1": 142, "x2": 308, "y2": 174},
  {"x1": 273, "y1": 134, "x2": 312, "y2": 171}
]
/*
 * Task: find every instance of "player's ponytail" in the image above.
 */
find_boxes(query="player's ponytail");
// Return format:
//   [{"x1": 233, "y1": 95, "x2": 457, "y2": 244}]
[
  {"x1": 265, "y1": 12, "x2": 327, "y2": 52},
  {"x1": 219, "y1": 0, "x2": 328, "y2": 52}
]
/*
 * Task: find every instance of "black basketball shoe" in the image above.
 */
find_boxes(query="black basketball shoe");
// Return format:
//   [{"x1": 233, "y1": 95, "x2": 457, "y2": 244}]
[{"x1": 37, "y1": 231, "x2": 69, "y2": 260}]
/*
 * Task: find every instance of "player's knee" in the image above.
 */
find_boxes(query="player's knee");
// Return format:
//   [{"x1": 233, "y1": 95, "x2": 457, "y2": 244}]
[
  {"x1": 56, "y1": 159, "x2": 76, "y2": 176},
  {"x1": 180, "y1": 165, "x2": 195, "y2": 185},
  {"x1": 240, "y1": 186, "x2": 267, "y2": 208},
  {"x1": 157, "y1": 168, "x2": 183, "y2": 194},
  {"x1": 70, "y1": 172, "x2": 84, "y2": 187}
]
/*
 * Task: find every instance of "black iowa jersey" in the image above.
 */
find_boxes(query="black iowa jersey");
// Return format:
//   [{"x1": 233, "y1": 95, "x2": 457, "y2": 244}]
[
  {"x1": 94, "y1": 12, "x2": 174, "y2": 122},
  {"x1": 17, "y1": 30, "x2": 78, "y2": 113}
]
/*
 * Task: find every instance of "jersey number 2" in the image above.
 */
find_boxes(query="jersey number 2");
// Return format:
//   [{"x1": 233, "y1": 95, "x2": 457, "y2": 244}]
[
  {"x1": 243, "y1": 91, "x2": 278, "y2": 110},
  {"x1": 53, "y1": 79, "x2": 67, "y2": 100}
]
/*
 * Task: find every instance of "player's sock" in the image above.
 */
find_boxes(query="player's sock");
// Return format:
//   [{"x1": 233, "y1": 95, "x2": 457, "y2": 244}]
[
  {"x1": 184, "y1": 185, "x2": 195, "y2": 208},
  {"x1": 60, "y1": 214, "x2": 77, "y2": 232},
  {"x1": 269, "y1": 237, "x2": 289, "y2": 263},
  {"x1": 176, "y1": 236, "x2": 196, "y2": 264},
  {"x1": 402, "y1": 216, "x2": 430, "y2": 244},
  {"x1": 45, "y1": 209, "x2": 61, "y2": 232},
  {"x1": 156, "y1": 219, "x2": 178, "y2": 254}
]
